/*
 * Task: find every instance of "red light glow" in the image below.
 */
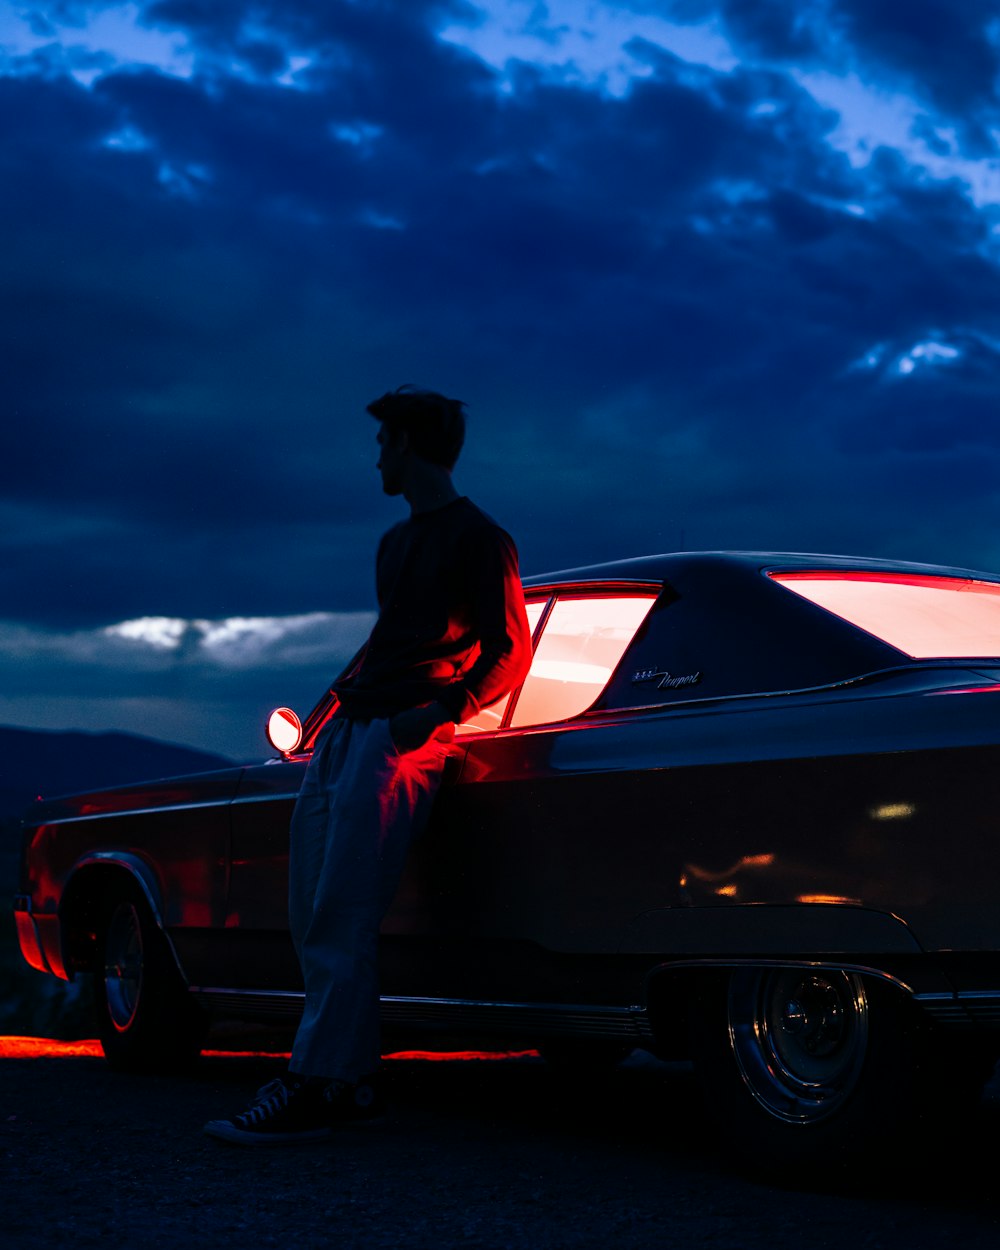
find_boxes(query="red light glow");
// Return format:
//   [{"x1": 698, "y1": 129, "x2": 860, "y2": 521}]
[
  {"x1": 267, "y1": 706, "x2": 303, "y2": 754},
  {"x1": 457, "y1": 601, "x2": 548, "y2": 733},
  {"x1": 796, "y1": 894, "x2": 863, "y2": 905},
  {"x1": 1, "y1": 1037, "x2": 105, "y2": 1059},
  {"x1": 771, "y1": 571, "x2": 1000, "y2": 658},
  {"x1": 0, "y1": 1037, "x2": 540, "y2": 1062},
  {"x1": 510, "y1": 596, "x2": 656, "y2": 727},
  {"x1": 931, "y1": 684, "x2": 1000, "y2": 696}
]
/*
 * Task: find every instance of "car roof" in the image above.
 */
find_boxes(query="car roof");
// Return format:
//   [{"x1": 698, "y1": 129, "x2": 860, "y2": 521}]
[
  {"x1": 523, "y1": 550, "x2": 1000, "y2": 589},
  {"x1": 521, "y1": 551, "x2": 1000, "y2": 713}
]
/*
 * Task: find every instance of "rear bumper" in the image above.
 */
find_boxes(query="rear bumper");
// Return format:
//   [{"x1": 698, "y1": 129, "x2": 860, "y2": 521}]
[
  {"x1": 13, "y1": 895, "x2": 64, "y2": 978},
  {"x1": 14, "y1": 895, "x2": 48, "y2": 974}
]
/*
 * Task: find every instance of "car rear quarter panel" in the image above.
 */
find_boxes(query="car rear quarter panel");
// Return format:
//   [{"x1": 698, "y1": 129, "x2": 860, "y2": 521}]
[
  {"x1": 21, "y1": 769, "x2": 243, "y2": 980},
  {"x1": 387, "y1": 685, "x2": 1000, "y2": 963}
]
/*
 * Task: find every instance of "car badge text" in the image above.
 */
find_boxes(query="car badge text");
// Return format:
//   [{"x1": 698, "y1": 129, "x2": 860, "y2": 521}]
[{"x1": 631, "y1": 668, "x2": 703, "y2": 690}]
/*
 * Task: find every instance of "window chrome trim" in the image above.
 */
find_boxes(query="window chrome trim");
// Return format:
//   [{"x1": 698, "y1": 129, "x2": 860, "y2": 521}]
[
  {"x1": 448, "y1": 660, "x2": 992, "y2": 742},
  {"x1": 582, "y1": 661, "x2": 992, "y2": 720}
]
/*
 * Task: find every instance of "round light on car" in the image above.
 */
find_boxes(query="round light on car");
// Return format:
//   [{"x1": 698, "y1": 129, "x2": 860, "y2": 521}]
[{"x1": 266, "y1": 707, "x2": 303, "y2": 754}]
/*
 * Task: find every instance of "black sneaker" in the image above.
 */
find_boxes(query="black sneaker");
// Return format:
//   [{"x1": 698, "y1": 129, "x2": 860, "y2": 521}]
[
  {"x1": 204, "y1": 1075, "x2": 331, "y2": 1146},
  {"x1": 323, "y1": 1074, "x2": 388, "y2": 1127}
]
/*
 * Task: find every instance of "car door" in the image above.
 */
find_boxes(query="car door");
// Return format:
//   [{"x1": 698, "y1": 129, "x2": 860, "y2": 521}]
[
  {"x1": 223, "y1": 758, "x2": 309, "y2": 989},
  {"x1": 378, "y1": 590, "x2": 659, "y2": 1003}
]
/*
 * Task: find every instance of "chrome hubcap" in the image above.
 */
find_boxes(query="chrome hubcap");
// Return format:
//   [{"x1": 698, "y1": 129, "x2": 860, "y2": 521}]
[
  {"x1": 728, "y1": 969, "x2": 868, "y2": 1124},
  {"x1": 104, "y1": 902, "x2": 143, "y2": 1032}
]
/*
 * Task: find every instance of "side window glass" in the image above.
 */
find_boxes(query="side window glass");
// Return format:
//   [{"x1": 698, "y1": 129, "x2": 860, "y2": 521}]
[
  {"x1": 456, "y1": 599, "x2": 548, "y2": 734},
  {"x1": 509, "y1": 596, "x2": 657, "y2": 728}
]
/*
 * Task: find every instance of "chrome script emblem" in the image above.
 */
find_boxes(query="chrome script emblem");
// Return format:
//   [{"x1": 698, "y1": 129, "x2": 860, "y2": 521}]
[{"x1": 631, "y1": 669, "x2": 702, "y2": 690}]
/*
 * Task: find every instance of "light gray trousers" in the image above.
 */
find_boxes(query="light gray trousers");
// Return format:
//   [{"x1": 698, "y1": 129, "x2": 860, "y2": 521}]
[{"x1": 287, "y1": 716, "x2": 450, "y2": 1081}]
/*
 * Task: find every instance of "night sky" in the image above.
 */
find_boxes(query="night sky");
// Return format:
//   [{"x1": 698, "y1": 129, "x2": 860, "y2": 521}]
[{"x1": 3, "y1": 0, "x2": 999, "y2": 758}]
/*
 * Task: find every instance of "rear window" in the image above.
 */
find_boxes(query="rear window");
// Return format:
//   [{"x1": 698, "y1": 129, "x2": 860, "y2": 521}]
[
  {"x1": 457, "y1": 599, "x2": 547, "y2": 734},
  {"x1": 770, "y1": 571, "x2": 1000, "y2": 659},
  {"x1": 509, "y1": 595, "x2": 657, "y2": 727}
]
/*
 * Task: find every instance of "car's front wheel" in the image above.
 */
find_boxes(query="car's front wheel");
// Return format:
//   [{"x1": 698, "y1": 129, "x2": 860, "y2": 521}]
[
  {"x1": 691, "y1": 966, "x2": 977, "y2": 1176},
  {"x1": 93, "y1": 885, "x2": 206, "y2": 1072}
]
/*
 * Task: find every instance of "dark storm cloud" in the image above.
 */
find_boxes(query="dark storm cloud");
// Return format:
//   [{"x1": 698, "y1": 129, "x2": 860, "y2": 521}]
[
  {"x1": 4, "y1": 0, "x2": 1000, "y2": 650},
  {"x1": 669, "y1": 0, "x2": 834, "y2": 62},
  {"x1": 835, "y1": 0, "x2": 1000, "y2": 152},
  {"x1": 2, "y1": 0, "x2": 1000, "y2": 751},
  {"x1": 639, "y1": 0, "x2": 1000, "y2": 154}
]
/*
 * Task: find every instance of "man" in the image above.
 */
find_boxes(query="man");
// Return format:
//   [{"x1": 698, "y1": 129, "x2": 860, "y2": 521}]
[{"x1": 205, "y1": 386, "x2": 532, "y2": 1144}]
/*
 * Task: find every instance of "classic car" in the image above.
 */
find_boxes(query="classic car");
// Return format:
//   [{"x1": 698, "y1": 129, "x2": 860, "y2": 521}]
[{"x1": 15, "y1": 550, "x2": 1000, "y2": 1169}]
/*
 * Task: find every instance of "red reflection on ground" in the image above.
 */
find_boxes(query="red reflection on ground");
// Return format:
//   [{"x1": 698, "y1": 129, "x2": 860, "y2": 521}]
[
  {"x1": 0, "y1": 1038, "x2": 288, "y2": 1059},
  {"x1": 0, "y1": 1037, "x2": 540, "y2": 1062},
  {"x1": 1, "y1": 1038, "x2": 105, "y2": 1059}
]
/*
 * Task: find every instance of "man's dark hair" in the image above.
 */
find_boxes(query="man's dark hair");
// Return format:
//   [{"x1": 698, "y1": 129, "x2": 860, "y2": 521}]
[{"x1": 366, "y1": 385, "x2": 466, "y2": 470}]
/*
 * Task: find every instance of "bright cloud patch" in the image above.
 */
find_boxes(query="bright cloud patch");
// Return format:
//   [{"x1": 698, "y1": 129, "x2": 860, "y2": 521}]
[
  {"x1": 797, "y1": 70, "x2": 1000, "y2": 208},
  {"x1": 103, "y1": 612, "x2": 375, "y2": 668},
  {"x1": 109, "y1": 616, "x2": 190, "y2": 649},
  {"x1": 895, "y1": 341, "x2": 962, "y2": 376},
  {"x1": 438, "y1": 0, "x2": 737, "y2": 96},
  {"x1": 0, "y1": 1, "x2": 194, "y2": 82},
  {"x1": 102, "y1": 125, "x2": 152, "y2": 152},
  {"x1": 438, "y1": 3, "x2": 1000, "y2": 206},
  {"x1": 0, "y1": 2, "x2": 318, "y2": 91},
  {"x1": 851, "y1": 336, "x2": 965, "y2": 379},
  {"x1": 0, "y1": 612, "x2": 376, "y2": 757},
  {"x1": 330, "y1": 121, "x2": 385, "y2": 152},
  {"x1": 0, "y1": 612, "x2": 373, "y2": 673},
  {"x1": 156, "y1": 161, "x2": 212, "y2": 199}
]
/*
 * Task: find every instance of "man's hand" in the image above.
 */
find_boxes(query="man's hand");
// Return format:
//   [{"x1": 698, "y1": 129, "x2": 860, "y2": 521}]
[{"x1": 388, "y1": 702, "x2": 453, "y2": 753}]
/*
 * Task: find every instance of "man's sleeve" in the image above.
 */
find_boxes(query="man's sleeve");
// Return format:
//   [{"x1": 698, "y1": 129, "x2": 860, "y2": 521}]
[{"x1": 435, "y1": 526, "x2": 533, "y2": 724}]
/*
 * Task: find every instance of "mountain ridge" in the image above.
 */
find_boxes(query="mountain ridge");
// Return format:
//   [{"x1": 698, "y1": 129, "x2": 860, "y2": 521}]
[{"x1": 0, "y1": 725, "x2": 239, "y2": 827}]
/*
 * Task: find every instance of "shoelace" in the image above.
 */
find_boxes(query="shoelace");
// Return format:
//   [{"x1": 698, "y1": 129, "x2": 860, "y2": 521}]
[
  {"x1": 236, "y1": 1082, "x2": 290, "y2": 1127},
  {"x1": 253, "y1": 1077, "x2": 288, "y2": 1104}
]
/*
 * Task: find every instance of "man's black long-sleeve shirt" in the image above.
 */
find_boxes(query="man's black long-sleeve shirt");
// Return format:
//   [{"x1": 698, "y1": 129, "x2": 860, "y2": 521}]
[{"x1": 333, "y1": 497, "x2": 532, "y2": 724}]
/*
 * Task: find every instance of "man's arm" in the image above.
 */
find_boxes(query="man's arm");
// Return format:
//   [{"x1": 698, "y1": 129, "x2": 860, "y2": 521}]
[
  {"x1": 437, "y1": 525, "x2": 532, "y2": 724},
  {"x1": 389, "y1": 525, "x2": 532, "y2": 750}
]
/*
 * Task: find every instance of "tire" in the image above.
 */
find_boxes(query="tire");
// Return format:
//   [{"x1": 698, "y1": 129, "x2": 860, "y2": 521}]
[
  {"x1": 93, "y1": 885, "x2": 207, "y2": 1072},
  {"x1": 690, "y1": 966, "x2": 966, "y2": 1177}
]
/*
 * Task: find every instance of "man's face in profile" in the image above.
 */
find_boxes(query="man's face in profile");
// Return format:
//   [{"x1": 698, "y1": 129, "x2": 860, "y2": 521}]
[{"x1": 376, "y1": 421, "x2": 407, "y2": 496}]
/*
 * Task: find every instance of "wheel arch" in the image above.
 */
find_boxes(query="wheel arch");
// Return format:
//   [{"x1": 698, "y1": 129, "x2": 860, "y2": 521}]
[
  {"x1": 59, "y1": 854, "x2": 187, "y2": 984},
  {"x1": 661, "y1": 956, "x2": 996, "y2": 1171},
  {"x1": 643, "y1": 957, "x2": 917, "y2": 1061}
]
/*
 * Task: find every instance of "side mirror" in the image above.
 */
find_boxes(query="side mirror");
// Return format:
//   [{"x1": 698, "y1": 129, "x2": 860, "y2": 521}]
[{"x1": 266, "y1": 707, "x2": 303, "y2": 755}]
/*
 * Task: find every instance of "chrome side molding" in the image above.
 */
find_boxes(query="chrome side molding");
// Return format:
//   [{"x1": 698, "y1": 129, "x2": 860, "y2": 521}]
[{"x1": 190, "y1": 988, "x2": 654, "y2": 1039}]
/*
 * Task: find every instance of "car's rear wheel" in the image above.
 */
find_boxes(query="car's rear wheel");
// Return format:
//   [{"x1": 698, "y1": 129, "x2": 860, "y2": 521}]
[
  {"x1": 728, "y1": 967, "x2": 869, "y2": 1127},
  {"x1": 691, "y1": 966, "x2": 980, "y2": 1176},
  {"x1": 93, "y1": 885, "x2": 206, "y2": 1072}
]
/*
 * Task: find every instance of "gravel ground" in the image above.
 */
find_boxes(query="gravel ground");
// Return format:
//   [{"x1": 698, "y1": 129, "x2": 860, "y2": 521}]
[{"x1": 4, "y1": 1048, "x2": 1000, "y2": 1249}]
